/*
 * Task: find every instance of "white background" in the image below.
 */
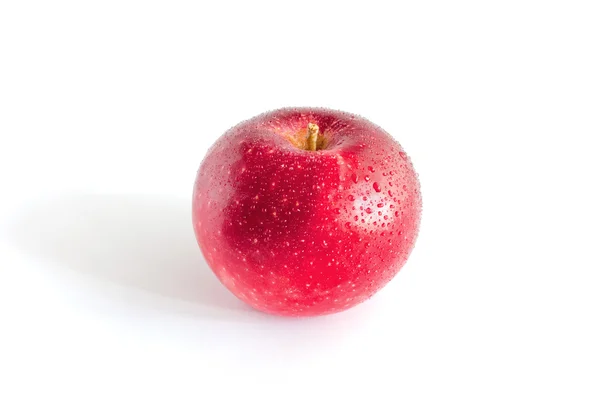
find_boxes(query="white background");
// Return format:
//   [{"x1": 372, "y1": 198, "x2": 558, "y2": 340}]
[{"x1": 1, "y1": 1, "x2": 599, "y2": 399}]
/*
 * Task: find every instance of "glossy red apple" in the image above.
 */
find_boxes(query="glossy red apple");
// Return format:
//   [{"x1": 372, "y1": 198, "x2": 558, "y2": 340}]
[{"x1": 192, "y1": 108, "x2": 421, "y2": 316}]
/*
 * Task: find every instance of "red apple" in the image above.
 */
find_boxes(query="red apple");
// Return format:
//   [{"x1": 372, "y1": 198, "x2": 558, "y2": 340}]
[{"x1": 192, "y1": 108, "x2": 421, "y2": 316}]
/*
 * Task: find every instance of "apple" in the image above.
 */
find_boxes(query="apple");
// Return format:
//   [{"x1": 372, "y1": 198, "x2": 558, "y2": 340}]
[{"x1": 192, "y1": 108, "x2": 421, "y2": 316}]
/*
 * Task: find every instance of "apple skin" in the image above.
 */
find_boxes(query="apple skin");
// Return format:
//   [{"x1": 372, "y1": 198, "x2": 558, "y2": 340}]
[{"x1": 193, "y1": 108, "x2": 421, "y2": 316}]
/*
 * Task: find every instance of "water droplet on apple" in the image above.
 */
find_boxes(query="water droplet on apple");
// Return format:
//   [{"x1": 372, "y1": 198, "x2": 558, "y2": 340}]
[{"x1": 373, "y1": 182, "x2": 381, "y2": 192}]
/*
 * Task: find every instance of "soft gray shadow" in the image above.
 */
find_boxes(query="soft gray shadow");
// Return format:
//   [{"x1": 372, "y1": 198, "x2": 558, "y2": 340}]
[{"x1": 7, "y1": 193, "x2": 255, "y2": 320}]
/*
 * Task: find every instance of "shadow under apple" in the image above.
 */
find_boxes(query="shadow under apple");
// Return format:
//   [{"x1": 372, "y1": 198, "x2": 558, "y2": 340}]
[{"x1": 7, "y1": 193, "x2": 259, "y2": 320}]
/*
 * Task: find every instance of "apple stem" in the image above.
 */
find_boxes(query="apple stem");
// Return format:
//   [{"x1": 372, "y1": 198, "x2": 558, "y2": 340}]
[{"x1": 307, "y1": 123, "x2": 319, "y2": 151}]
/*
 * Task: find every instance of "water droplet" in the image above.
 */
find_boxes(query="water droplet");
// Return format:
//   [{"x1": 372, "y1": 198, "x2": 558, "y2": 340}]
[
  {"x1": 368, "y1": 166, "x2": 375, "y2": 173},
  {"x1": 351, "y1": 173, "x2": 358, "y2": 183},
  {"x1": 377, "y1": 203, "x2": 384, "y2": 208},
  {"x1": 347, "y1": 195, "x2": 355, "y2": 201},
  {"x1": 373, "y1": 182, "x2": 381, "y2": 192},
  {"x1": 365, "y1": 208, "x2": 373, "y2": 214}
]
